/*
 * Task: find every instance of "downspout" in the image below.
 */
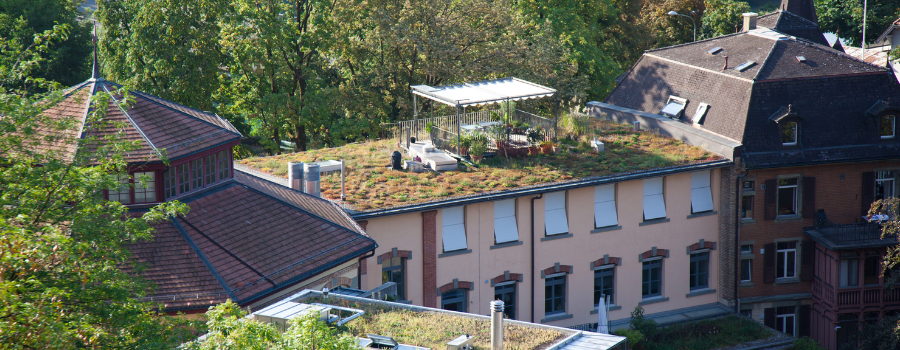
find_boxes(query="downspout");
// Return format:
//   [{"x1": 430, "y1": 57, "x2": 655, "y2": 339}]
[
  {"x1": 358, "y1": 249, "x2": 376, "y2": 289},
  {"x1": 531, "y1": 193, "x2": 543, "y2": 323},
  {"x1": 734, "y1": 166, "x2": 749, "y2": 314}
]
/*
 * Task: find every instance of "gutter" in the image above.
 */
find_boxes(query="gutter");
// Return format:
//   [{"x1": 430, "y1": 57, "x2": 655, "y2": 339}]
[
  {"x1": 351, "y1": 160, "x2": 732, "y2": 220},
  {"x1": 530, "y1": 193, "x2": 543, "y2": 323},
  {"x1": 357, "y1": 249, "x2": 376, "y2": 289},
  {"x1": 734, "y1": 167, "x2": 749, "y2": 314}
]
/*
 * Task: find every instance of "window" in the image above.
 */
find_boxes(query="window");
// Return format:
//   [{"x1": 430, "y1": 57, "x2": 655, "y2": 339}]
[
  {"x1": 544, "y1": 275, "x2": 566, "y2": 315},
  {"x1": 839, "y1": 252, "x2": 859, "y2": 288},
  {"x1": 741, "y1": 195, "x2": 754, "y2": 219},
  {"x1": 494, "y1": 283, "x2": 516, "y2": 319},
  {"x1": 777, "y1": 178, "x2": 798, "y2": 216},
  {"x1": 594, "y1": 184, "x2": 618, "y2": 228},
  {"x1": 217, "y1": 150, "x2": 229, "y2": 180},
  {"x1": 776, "y1": 306, "x2": 796, "y2": 336},
  {"x1": 740, "y1": 309, "x2": 753, "y2": 318},
  {"x1": 133, "y1": 172, "x2": 156, "y2": 203},
  {"x1": 742, "y1": 180, "x2": 755, "y2": 191},
  {"x1": 661, "y1": 96, "x2": 687, "y2": 118},
  {"x1": 594, "y1": 266, "x2": 615, "y2": 306},
  {"x1": 544, "y1": 191, "x2": 568, "y2": 235},
  {"x1": 741, "y1": 244, "x2": 753, "y2": 283},
  {"x1": 494, "y1": 199, "x2": 519, "y2": 244},
  {"x1": 108, "y1": 175, "x2": 131, "y2": 204},
  {"x1": 781, "y1": 122, "x2": 798, "y2": 146},
  {"x1": 776, "y1": 241, "x2": 797, "y2": 279},
  {"x1": 381, "y1": 257, "x2": 405, "y2": 301},
  {"x1": 642, "y1": 259, "x2": 662, "y2": 298},
  {"x1": 177, "y1": 163, "x2": 190, "y2": 194},
  {"x1": 875, "y1": 171, "x2": 895, "y2": 201},
  {"x1": 865, "y1": 251, "x2": 880, "y2": 285},
  {"x1": 205, "y1": 154, "x2": 217, "y2": 185},
  {"x1": 441, "y1": 289, "x2": 467, "y2": 312},
  {"x1": 164, "y1": 169, "x2": 176, "y2": 199},
  {"x1": 690, "y1": 171, "x2": 714, "y2": 213},
  {"x1": 881, "y1": 115, "x2": 896, "y2": 139},
  {"x1": 689, "y1": 252, "x2": 710, "y2": 290},
  {"x1": 442, "y1": 206, "x2": 467, "y2": 252},
  {"x1": 191, "y1": 159, "x2": 204, "y2": 189},
  {"x1": 643, "y1": 177, "x2": 666, "y2": 220}
]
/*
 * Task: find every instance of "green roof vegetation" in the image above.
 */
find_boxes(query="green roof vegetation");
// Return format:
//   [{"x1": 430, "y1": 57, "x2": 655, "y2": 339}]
[{"x1": 238, "y1": 118, "x2": 721, "y2": 211}]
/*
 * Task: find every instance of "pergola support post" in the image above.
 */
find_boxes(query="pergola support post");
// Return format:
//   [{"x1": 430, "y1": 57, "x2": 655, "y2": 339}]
[
  {"x1": 553, "y1": 97, "x2": 560, "y2": 142},
  {"x1": 456, "y1": 104, "x2": 461, "y2": 155}
]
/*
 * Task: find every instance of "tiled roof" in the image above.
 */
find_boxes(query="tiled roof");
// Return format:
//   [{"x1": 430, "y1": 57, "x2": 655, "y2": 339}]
[
  {"x1": 38, "y1": 78, "x2": 242, "y2": 163},
  {"x1": 756, "y1": 10, "x2": 829, "y2": 46},
  {"x1": 842, "y1": 47, "x2": 889, "y2": 67},
  {"x1": 128, "y1": 181, "x2": 376, "y2": 311}
]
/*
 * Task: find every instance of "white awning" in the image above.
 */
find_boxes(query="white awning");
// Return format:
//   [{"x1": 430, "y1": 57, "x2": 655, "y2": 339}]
[
  {"x1": 442, "y1": 206, "x2": 468, "y2": 252},
  {"x1": 544, "y1": 191, "x2": 569, "y2": 235},
  {"x1": 691, "y1": 170, "x2": 714, "y2": 213},
  {"x1": 411, "y1": 77, "x2": 556, "y2": 107},
  {"x1": 594, "y1": 184, "x2": 618, "y2": 228},
  {"x1": 494, "y1": 199, "x2": 519, "y2": 244},
  {"x1": 643, "y1": 177, "x2": 667, "y2": 220}
]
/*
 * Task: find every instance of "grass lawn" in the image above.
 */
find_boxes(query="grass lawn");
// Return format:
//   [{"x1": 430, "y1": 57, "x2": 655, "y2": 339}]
[
  {"x1": 624, "y1": 316, "x2": 773, "y2": 350},
  {"x1": 238, "y1": 119, "x2": 720, "y2": 211}
]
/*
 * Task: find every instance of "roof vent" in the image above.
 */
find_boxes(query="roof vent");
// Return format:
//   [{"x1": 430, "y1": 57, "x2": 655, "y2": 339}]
[
  {"x1": 742, "y1": 12, "x2": 758, "y2": 32},
  {"x1": 734, "y1": 60, "x2": 756, "y2": 72},
  {"x1": 707, "y1": 47, "x2": 723, "y2": 55},
  {"x1": 796, "y1": 56, "x2": 807, "y2": 63}
]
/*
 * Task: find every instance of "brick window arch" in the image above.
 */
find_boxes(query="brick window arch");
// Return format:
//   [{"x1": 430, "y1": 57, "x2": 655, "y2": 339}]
[
  {"x1": 438, "y1": 278, "x2": 474, "y2": 312},
  {"x1": 591, "y1": 255, "x2": 620, "y2": 307},
  {"x1": 378, "y1": 248, "x2": 412, "y2": 301}
]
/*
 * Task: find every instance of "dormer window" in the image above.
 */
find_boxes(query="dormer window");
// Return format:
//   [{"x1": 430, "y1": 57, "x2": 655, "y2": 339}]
[
  {"x1": 881, "y1": 115, "x2": 896, "y2": 139},
  {"x1": 781, "y1": 122, "x2": 798, "y2": 146},
  {"x1": 661, "y1": 96, "x2": 687, "y2": 119},
  {"x1": 107, "y1": 172, "x2": 158, "y2": 204}
]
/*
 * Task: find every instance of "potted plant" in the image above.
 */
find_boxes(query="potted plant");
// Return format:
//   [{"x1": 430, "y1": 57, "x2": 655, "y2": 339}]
[
  {"x1": 527, "y1": 127, "x2": 543, "y2": 155},
  {"x1": 540, "y1": 140, "x2": 554, "y2": 155},
  {"x1": 470, "y1": 136, "x2": 488, "y2": 163},
  {"x1": 450, "y1": 135, "x2": 472, "y2": 155}
]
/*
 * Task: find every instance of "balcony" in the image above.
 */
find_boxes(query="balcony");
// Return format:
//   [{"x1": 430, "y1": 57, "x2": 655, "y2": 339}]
[
  {"x1": 803, "y1": 213, "x2": 897, "y2": 250},
  {"x1": 814, "y1": 279, "x2": 900, "y2": 310}
]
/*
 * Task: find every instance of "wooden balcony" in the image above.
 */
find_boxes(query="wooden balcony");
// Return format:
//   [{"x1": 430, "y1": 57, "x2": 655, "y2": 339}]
[{"x1": 814, "y1": 278, "x2": 900, "y2": 311}]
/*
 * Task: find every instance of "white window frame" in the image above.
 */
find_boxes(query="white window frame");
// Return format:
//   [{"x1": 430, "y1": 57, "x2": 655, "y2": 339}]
[
  {"x1": 494, "y1": 199, "x2": 519, "y2": 244},
  {"x1": 776, "y1": 241, "x2": 797, "y2": 279},
  {"x1": 441, "y1": 206, "x2": 468, "y2": 252},
  {"x1": 781, "y1": 122, "x2": 798, "y2": 146},
  {"x1": 839, "y1": 253, "x2": 860, "y2": 288},
  {"x1": 776, "y1": 178, "x2": 799, "y2": 217},
  {"x1": 776, "y1": 307, "x2": 797, "y2": 336},
  {"x1": 643, "y1": 177, "x2": 667, "y2": 220},
  {"x1": 881, "y1": 115, "x2": 896, "y2": 139},
  {"x1": 875, "y1": 170, "x2": 896, "y2": 201},
  {"x1": 594, "y1": 184, "x2": 618, "y2": 228},
  {"x1": 740, "y1": 244, "x2": 753, "y2": 283},
  {"x1": 690, "y1": 170, "x2": 714, "y2": 213},
  {"x1": 544, "y1": 191, "x2": 569, "y2": 236}
]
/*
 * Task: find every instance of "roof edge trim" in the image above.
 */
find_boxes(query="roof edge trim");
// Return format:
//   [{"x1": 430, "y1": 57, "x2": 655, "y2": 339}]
[{"x1": 169, "y1": 216, "x2": 237, "y2": 301}]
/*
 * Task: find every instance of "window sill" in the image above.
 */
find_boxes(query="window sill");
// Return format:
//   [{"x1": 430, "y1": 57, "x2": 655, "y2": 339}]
[
  {"x1": 774, "y1": 215, "x2": 803, "y2": 223},
  {"x1": 638, "y1": 296, "x2": 669, "y2": 306},
  {"x1": 438, "y1": 249, "x2": 472, "y2": 258},
  {"x1": 740, "y1": 282, "x2": 755, "y2": 288},
  {"x1": 490, "y1": 240, "x2": 524, "y2": 250},
  {"x1": 740, "y1": 219, "x2": 756, "y2": 226},
  {"x1": 590, "y1": 305, "x2": 622, "y2": 314},
  {"x1": 686, "y1": 288, "x2": 716, "y2": 298},
  {"x1": 774, "y1": 278, "x2": 800, "y2": 286},
  {"x1": 742, "y1": 190, "x2": 757, "y2": 196},
  {"x1": 541, "y1": 233, "x2": 573, "y2": 242},
  {"x1": 591, "y1": 226, "x2": 622, "y2": 234},
  {"x1": 540, "y1": 313, "x2": 574, "y2": 323},
  {"x1": 687, "y1": 211, "x2": 717, "y2": 219},
  {"x1": 639, "y1": 218, "x2": 670, "y2": 226}
]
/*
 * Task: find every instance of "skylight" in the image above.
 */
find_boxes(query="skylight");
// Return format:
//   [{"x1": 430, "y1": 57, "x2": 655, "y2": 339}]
[
  {"x1": 661, "y1": 96, "x2": 688, "y2": 118},
  {"x1": 796, "y1": 56, "x2": 806, "y2": 63},
  {"x1": 707, "y1": 47, "x2": 723, "y2": 55},
  {"x1": 692, "y1": 103, "x2": 709, "y2": 125},
  {"x1": 734, "y1": 61, "x2": 756, "y2": 72}
]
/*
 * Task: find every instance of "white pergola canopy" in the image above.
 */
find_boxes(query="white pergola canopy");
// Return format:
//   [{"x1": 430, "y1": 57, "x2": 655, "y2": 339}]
[{"x1": 411, "y1": 77, "x2": 556, "y2": 107}]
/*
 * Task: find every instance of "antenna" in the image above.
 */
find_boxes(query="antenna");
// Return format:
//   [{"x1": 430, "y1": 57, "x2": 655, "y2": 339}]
[
  {"x1": 91, "y1": 22, "x2": 100, "y2": 80},
  {"x1": 862, "y1": 0, "x2": 867, "y2": 60}
]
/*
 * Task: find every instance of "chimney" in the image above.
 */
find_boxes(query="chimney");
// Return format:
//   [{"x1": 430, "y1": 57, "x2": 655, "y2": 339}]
[
  {"x1": 288, "y1": 162, "x2": 304, "y2": 191},
  {"x1": 303, "y1": 163, "x2": 321, "y2": 197},
  {"x1": 490, "y1": 300, "x2": 504, "y2": 350},
  {"x1": 723, "y1": 55, "x2": 729, "y2": 71},
  {"x1": 742, "y1": 12, "x2": 758, "y2": 32}
]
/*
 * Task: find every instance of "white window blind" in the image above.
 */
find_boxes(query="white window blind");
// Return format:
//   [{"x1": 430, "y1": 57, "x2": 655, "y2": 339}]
[
  {"x1": 594, "y1": 184, "x2": 618, "y2": 228},
  {"x1": 442, "y1": 206, "x2": 468, "y2": 251},
  {"x1": 691, "y1": 170, "x2": 714, "y2": 213},
  {"x1": 494, "y1": 199, "x2": 519, "y2": 244},
  {"x1": 643, "y1": 177, "x2": 667, "y2": 220},
  {"x1": 544, "y1": 191, "x2": 569, "y2": 235}
]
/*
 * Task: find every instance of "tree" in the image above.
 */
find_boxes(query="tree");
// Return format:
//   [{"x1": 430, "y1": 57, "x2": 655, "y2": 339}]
[
  {"x1": 816, "y1": 0, "x2": 900, "y2": 47},
  {"x1": 701, "y1": 0, "x2": 750, "y2": 39},
  {"x1": 96, "y1": 0, "x2": 227, "y2": 113},
  {"x1": 0, "y1": 24, "x2": 197, "y2": 349},
  {"x1": 184, "y1": 300, "x2": 357, "y2": 350},
  {"x1": 640, "y1": 0, "x2": 705, "y2": 48},
  {"x1": 0, "y1": 0, "x2": 92, "y2": 88}
]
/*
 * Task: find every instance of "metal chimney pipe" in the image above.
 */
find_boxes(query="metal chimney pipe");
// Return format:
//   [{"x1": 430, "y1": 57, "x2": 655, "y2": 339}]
[
  {"x1": 288, "y1": 162, "x2": 304, "y2": 191},
  {"x1": 490, "y1": 300, "x2": 504, "y2": 350},
  {"x1": 303, "y1": 163, "x2": 321, "y2": 197}
]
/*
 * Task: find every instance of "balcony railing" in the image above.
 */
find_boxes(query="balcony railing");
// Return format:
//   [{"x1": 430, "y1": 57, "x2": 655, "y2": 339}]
[{"x1": 804, "y1": 212, "x2": 897, "y2": 250}]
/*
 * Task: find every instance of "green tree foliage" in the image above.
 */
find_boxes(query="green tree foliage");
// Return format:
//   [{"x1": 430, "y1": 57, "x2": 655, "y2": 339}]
[
  {"x1": 702, "y1": 0, "x2": 751, "y2": 38},
  {"x1": 0, "y1": 0, "x2": 92, "y2": 88},
  {"x1": 96, "y1": 0, "x2": 227, "y2": 112},
  {"x1": 184, "y1": 300, "x2": 357, "y2": 350},
  {"x1": 0, "y1": 24, "x2": 198, "y2": 349},
  {"x1": 845, "y1": 314, "x2": 900, "y2": 350},
  {"x1": 640, "y1": 0, "x2": 705, "y2": 48},
  {"x1": 816, "y1": 0, "x2": 900, "y2": 47}
]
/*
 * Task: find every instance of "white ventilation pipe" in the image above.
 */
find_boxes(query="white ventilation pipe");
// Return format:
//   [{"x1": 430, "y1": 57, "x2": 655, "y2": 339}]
[
  {"x1": 304, "y1": 163, "x2": 321, "y2": 197},
  {"x1": 490, "y1": 300, "x2": 504, "y2": 350},
  {"x1": 288, "y1": 162, "x2": 304, "y2": 191}
]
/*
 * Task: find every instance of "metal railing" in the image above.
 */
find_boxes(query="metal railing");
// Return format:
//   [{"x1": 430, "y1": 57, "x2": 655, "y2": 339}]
[
  {"x1": 385, "y1": 108, "x2": 556, "y2": 144},
  {"x1": 812, "y1": 212, "x2": 890, "y2": 245}
]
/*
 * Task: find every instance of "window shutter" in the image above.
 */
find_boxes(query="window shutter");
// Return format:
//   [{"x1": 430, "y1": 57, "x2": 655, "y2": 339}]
[
  {"x1": 861, "y1": 171, "x2": 875, "y2": 216},
  {"x1": 764, "y1": 243, "x2": 776, "y2": 283},
  {"x1": 800, "y1": 240, "x2": 816, "y2": 282},
  {"x1": 643, "y1": 177, "x2": 667, "y2": 220},
  {"x1": 765, "y1": 179, "x2": 777, "y2": 220},
  {"x1": 690, "y1": 170, "x2": 714, "y2": 213},
  {"x1": 764, "y1": 308, "x2": 776, "y2": 328},
  {"x1": 798, "y1": 305, "x2": 810, "y2": 337},
  {"x1": 594, "y1": 184, "x2": 618, "y2": 228},
  {"x1": 801, "y1": 177, "x2": 816, "y2": 218},
  {"x1": 544, "y1": 191, "x2": 569, "y2": 235},
  {"x1": 442, "y1": 206, "x2": 468, "y2": 251},
  {"x1": 494, "y1": 199, "x2": 519, "y2": 244}
]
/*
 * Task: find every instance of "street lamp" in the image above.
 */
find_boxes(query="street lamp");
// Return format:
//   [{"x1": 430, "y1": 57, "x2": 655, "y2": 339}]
[{"x1": 667, "y1": 10, "x2": 696, "y2": 42}]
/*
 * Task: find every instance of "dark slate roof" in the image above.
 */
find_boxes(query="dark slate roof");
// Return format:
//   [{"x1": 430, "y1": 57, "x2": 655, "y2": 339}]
[
  {"x1": 606, "y1": 28, "x2": 900, "y2": 168},
  {"x1": 127, "y1": 180, "x2": 376, "y2": 311},
  {"x1": 38, "y1": 78, "x2": 242, "y2": 163},
  {"x1": 756, "y1": 10, "x2": 829, "y2": 46},
  {"x1": 780, "y1": 0, "x2": 817, "y2": 24}
]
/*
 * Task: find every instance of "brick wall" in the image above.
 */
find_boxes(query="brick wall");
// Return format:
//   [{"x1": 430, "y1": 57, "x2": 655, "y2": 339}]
[{"x1": 422, "y1": 210, "x2": 437, "y2": 307}]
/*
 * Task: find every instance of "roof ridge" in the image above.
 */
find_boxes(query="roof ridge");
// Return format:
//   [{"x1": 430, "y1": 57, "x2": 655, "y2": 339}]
[
  {"x1": 643, "y1": 53, "x2": 755, "y2": 83},
  {"x1": 130, "y1": 90, "x2": 241, "y2": 136},
  {"x1": 753, "y1": 36, "x2": 782, "y2": 80},
  {"x1": 645, "y1": 32, "x2": 745, "y2": 54},
  {"x1": 100, "y1": 83, "x2": 162, "y2": 158},
  {"x1": 791, "y1": 36, "x2": 891, "y2": 71},
  {"x1": 169, "y1": 216, "x2": 237, "y2": 301},
  {"x1": 780, "y1": 9, "x2": 820, "y2": 27}
]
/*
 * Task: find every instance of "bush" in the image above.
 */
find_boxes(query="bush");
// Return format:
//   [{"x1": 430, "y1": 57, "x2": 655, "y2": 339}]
[
  {"x1": 793, "y1": 337, "x2": 825, "y2": 350},
  {"x1": 614, "y1": 329, "x2": 645, "y2": 348},
  {"x1": 630, "y1": 306, "x2": 659, "y2": 339}
]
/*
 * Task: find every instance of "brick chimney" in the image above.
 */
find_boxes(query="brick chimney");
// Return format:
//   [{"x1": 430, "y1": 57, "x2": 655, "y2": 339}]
[{"x1": 742, "y1": 13, "x2": 758, "y2": 32}]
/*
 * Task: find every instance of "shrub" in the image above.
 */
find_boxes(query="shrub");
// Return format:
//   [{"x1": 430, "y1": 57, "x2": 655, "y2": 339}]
[
  {"x1": 614, "y1": 329, "x2": 645, "y2": 347},
  {"x1": 629, "y1": 306, "x2": 659, "y2": 339},
  {"x1": 793, "y1": 337, "x2": 825, "y2": 350}
]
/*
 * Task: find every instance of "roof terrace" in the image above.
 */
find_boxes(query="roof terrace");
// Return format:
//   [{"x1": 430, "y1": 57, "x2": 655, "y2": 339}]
[{"x1": 238, "y1": 117, "x2": 723, "y2": 212}]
